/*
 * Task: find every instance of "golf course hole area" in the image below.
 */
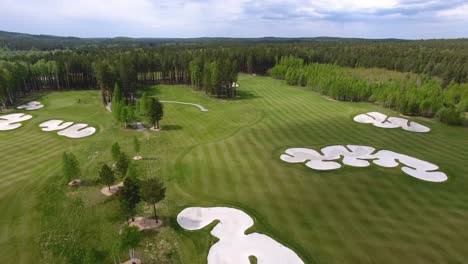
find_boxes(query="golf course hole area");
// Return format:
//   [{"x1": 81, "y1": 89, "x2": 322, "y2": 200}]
[
  {"x1": 17, "y1": 101, "x2": 44, "y2": 110},
  {"x1": 177, "y1": 207, "x2": 305, "y2": 264},
  {"x1": 40, "y1": 120, "x2": 96, "y2": 138},
  {"x1": 280, "y1": 145, "x2": 447, "y2": 182},
  {"x1": 0, "y1": 113, "x2": 33, "y2": 131},
  {"x1": 160, "y1": 100, "x2": 208, "y2": 112},
  {"x1": 354, "y1": 112, "x2": 430, "y2": 132}
]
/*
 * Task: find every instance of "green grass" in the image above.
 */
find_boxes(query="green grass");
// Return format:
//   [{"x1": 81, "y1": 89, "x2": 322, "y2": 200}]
[{"x1": 1, "y1": 74, "x2": 467, "y2": 263}]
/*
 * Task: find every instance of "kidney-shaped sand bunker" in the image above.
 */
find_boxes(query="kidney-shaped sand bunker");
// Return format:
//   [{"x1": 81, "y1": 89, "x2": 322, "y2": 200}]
[
  {"x1": 0, "y1": 113, "x2": 33, "y2": 131},
  {"x1": 40, "y1": 120, "x2": 96, "y2": 138},
  {"x1": 177, "y1": 207, "x2": 304, "y2": 264}
]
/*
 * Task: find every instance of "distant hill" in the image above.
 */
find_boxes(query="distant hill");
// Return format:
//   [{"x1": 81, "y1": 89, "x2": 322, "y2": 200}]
[
  {"x1": 0, "y1": 30, "x2": 419, "y2": 50},
  {"x1": 2, "y1": 30, "x2": 467, "y2": 51}
]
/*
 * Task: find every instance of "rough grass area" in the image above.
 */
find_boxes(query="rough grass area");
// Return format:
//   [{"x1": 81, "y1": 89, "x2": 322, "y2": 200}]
[{"x1": 0, "y1": 74, "x2": 467, "y2": 263}]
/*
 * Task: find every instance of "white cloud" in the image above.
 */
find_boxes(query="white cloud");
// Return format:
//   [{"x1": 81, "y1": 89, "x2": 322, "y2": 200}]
[
  {"x1": 437, "y1": 3, "x2": 468, "y2": 19},
  {"x1": 0, "y1": 0, "x2": 466, "y2": 38},
  {"x1": 306, "y1": 0, "x2": 399, "y2": 12}
]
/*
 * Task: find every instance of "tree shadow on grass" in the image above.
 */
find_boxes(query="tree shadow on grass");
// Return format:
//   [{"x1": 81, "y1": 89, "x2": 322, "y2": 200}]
[
  {"x1": 235, "y1": 90, "x2": 261, "y2": 100},
  {"x1": 136, "y1": 85, "x2": 161, "y2": 96},
  {"x1": 141, "y1": 157, "x2": 158, "y2": 161},
  {"x1": 161, "y1": 125, "x2": 182, "y2": 131}
]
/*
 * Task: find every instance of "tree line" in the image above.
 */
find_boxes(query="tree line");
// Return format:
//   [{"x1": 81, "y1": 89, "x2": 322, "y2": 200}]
[
  {"x1": 270, "y1": 56, "x2": 468, "y2": 125},
  {"x1": 0, "y1": 47, "x2": 241, "y2": 108},
  {"x1": 1, "y1": 39, "x2": 467, "y2": 108}
]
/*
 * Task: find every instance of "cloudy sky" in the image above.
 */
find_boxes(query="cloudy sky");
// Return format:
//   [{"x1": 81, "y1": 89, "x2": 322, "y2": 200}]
[{"x1": 0, "y1": 0, "x2": 467, "y2": 39}]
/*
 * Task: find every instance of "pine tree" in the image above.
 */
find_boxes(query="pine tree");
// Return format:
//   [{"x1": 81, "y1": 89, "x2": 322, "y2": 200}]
[
  {"x1": 140, "y1": 177, "x2": 166, "y2": 223},
  {"x1": 115, "y1": 152, "x2": 130, "y2": 178},
  {"x1": 111, "y1": 82, "x2": 123, "y2": 121},
  {"x1": 149, "y1": 97, "x2": 164, "y2": 129},
  {"x1": 62, "y1": 152, "x2": 80, "y2": 182},
  {"x1": 111, "y1": 142, "x2": 121, "y2": 162},
  {"x1": 119, "y1": 225, "x2": 142, "y2": 263},
  {"x1": 99, "y1": 164, "x2": 115, "y2": 191},
  {"x1": 118, "y1": 176, "x2": 141, "y2": 222},
  {"x1": 133, "y1": 136, "x2": 140, "y2": 155}
]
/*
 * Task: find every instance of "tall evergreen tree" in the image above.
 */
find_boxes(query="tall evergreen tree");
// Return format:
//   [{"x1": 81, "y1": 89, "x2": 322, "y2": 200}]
[
  {"x1": 133, "y1": 136, "x2": 140, "y2": 156},
  {"x1": 140, "y1": 177, "x2": 166, "y2": 223},
  {"x1": 149, "y1": 97, "x2": 164, "y2": 129},
  {"x1": 115, "y1": 152, "x2": 130, "y2": 178},
  {"x1": 118, "y1": 176, "x2": 141, "y2": 222},
  {"x1": 99, "y1": 164, "x2": 115, "y2": 191},
  {"x1": 111, "y1": 142, "x2": 121, "y2": 162},
  {"x1": 119, "y1": 225, "x2": 142, "y2": 264},
  {"x1": 111, "y1": 82, "x2": 123, "y2": 121},
  {"x1": 62, "y1": 152, "x2": 80, "y2": 182}
]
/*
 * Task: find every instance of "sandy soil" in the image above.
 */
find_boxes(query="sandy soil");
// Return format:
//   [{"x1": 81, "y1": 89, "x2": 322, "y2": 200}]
[
  {"x1": 128, "y1": 217, "x2": 163, "y2": 231},
  {"x1": 68, "y1": 179, "x2": 82, "y2": 186},
  {"x1": 122, "y1": 258, "x2": 141, "y2": 264},
  {"x1": 100, "y1": 182, "x2": 124, "y2": 196}
]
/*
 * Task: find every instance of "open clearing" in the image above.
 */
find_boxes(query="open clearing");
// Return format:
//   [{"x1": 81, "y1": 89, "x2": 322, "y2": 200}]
[{"x1": 0, "y1": 74, "x2": 467, "y2": 263}]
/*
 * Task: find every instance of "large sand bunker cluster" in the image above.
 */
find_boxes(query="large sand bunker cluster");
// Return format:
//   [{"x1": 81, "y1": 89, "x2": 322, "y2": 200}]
[
  {"x1": 177, "y1": 207, "x2": 304, "y2": 264},
  {"x1": 40, "y1": 120, "x2": 96, "y2": 138},
  {"x1": 17, "y1": 101, "x2": 44, "y2": 110},
  {"x1": 354, "y1": 112, "x2": 430, "y2": 132},
  {"x1": 0, "y1": 113, "x2": 33, "y2": 130},
  {"x1": 281, "y1": 145, "x2": 447, "y2": 182}
]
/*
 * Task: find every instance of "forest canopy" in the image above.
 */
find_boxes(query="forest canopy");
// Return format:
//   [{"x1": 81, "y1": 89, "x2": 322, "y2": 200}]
[{"x1": 1, "y1": 31, "x2": 467, "y2": 125}]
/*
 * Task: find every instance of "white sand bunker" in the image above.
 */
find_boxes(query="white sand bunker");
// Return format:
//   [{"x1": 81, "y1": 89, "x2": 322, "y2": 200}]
[
  {"x1": 160, "y1": 101, "x2": 208, "y2": 112},
  {"x1": 177, "y1": 207, "x2": 304, "y2": 264},
  {"x1": 0, "y1": 113, "x2": 33, "y2": 130},
  {"x1": 281, "y1": 145, "x2": 447, "y2": 182},
  {"x1": 40, "y1": 120, "x2": 96, "y2": 138},
  {"x1": 58, "y1": 124, "x2": 96, "y2": 138},
  {"x1": 354, "y1": 112, "x2": 430, "y2": 132},
  {"x1": 17, "y1": 101, "x2": 44, "y2": 110}
]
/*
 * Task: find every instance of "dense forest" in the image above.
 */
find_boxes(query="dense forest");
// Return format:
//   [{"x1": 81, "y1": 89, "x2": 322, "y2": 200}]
[
  {"x1": 0, "y1": 31, "x2": 467, "y2": 125},
  {"x1": 270, "y1": 57, "x2": 468, "y2": 125}
]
